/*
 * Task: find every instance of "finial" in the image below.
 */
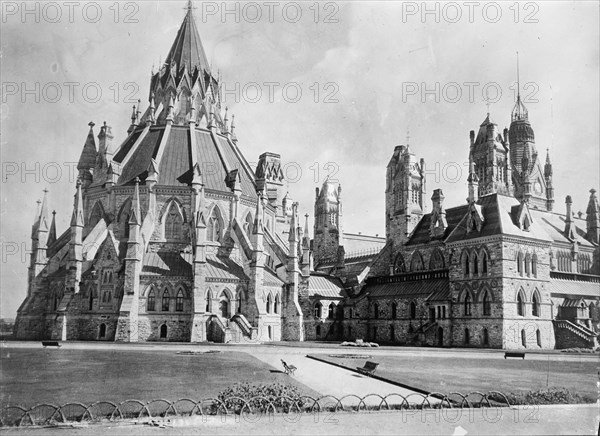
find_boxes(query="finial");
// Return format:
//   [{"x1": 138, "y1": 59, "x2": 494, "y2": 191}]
[
  {"x1": 134, "y1": 177, "x2": 140, "y2": 185},
  {"x1": 516, "y1": 51, "x2": 520, "y2": 99},
  {"x1": 43, "y1": 188, "x2": 49, "y2": 195},
  {"x1": 185, "y1": 0, "x2": 195, "y2": 11},
  {"x1": 52, "y1": 210, "x2": 56, "y2": 216},
  {"x1": 406, "y1": 128, "x2": 410, "y2": 145},
  {"x1": 88, "y1": 121, "x2": 95, "y2": 128}
]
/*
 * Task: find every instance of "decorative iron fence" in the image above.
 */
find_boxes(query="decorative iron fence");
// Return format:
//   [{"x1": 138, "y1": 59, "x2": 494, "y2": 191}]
[{"x1": 1, "y1": 391, "x2": 511, "y2": 427}]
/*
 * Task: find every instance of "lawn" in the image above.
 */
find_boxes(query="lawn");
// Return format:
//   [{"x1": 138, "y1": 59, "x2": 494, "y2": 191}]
[
  {"x1": 310, "y1": 353, "x2": 598, "y2": 401},
  {"x1": 0, "y1": 348, "x2": 318, "y2": 406}
]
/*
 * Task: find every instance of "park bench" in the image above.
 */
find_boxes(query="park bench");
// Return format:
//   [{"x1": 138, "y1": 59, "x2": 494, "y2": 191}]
[
  {"x1": 41, "y1": 341, "x2": 61, "y2": 348},
  {"x1": 504, "y1": 351, "x2": 525, "y2": 359},
  {"x1": 281, "y1": 359, "x2": 297, "y2": 376},
  {"x1": 357, "y1": 361, "x2": 379, "y2": 376}
]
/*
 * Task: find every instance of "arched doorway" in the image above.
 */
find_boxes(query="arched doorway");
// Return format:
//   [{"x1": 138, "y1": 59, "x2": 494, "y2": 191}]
[
  {"x1": 160, "y1": 324, "x2": 168, "y2": 339},
  {"x1": 437, "y1": 327, "x2": 443, "y2": 347},
  {"x1": 219, "y1": 291, "x2": 230, "y2": 319},
  {"x1": 99, "y1": 323, "x2": 106, "y2": 339}
]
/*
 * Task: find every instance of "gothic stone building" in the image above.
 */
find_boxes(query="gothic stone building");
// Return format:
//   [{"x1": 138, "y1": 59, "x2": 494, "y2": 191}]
[{"x1": 15, "y1": 4, "x2": 599, "y2": 349}]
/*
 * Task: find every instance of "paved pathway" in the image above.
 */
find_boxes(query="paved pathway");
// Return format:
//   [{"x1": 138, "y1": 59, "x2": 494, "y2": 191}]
[{"x1": 250, "y1": 349, "x2": 430, "y2": 407}]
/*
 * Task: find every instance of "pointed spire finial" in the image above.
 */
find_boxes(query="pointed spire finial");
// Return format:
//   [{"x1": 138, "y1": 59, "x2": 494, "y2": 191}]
[
  {"x1": 516, "y1": 51, "x2": 520, "y2": 100},
  {"x1": 88, "y1": 121, "x2": 95, "y2": 128}
]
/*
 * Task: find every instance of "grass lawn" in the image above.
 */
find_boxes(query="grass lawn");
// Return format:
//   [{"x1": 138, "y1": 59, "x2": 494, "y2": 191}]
[
  {"x1": 310, "y1": 353, "x2": 598, "y2": 400},
  {"x1": 0, "y1": 348, "x2": 318, "y2": 406}
]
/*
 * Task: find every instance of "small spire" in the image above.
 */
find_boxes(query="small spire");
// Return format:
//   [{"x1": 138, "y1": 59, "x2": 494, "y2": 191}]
[
  {"x1": 223, "y1": 106, "x2": 229, "y2": 133},
  {"x1": 511, "y1": 51, "x2": 528, "y2": 122},
  {"x1": 229, "y1": 114, "x2": 237, "y2": 144},
  {"x1": 129, "y1": 177, "x2": 141, "y2": 226},
  {"x1": 71, "y1": 178, "x2": 85, "y2": 227},
  {"x1": 48, "y1": 210, "x2": 57, "y2": 246}
]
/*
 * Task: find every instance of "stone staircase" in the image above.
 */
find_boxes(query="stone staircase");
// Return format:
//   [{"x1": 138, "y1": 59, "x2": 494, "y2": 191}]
[{"x1": 553, "y1": 320, "x2": 599, "y2": 349}]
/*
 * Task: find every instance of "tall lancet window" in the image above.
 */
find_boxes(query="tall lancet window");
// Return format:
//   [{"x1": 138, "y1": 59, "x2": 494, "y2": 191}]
[
  {"x1": 165, "y1": 208, "x2": 183, "y2": 241},
  {"x1": 207, "y1": 208, "x2": 223, "y2": 242}
]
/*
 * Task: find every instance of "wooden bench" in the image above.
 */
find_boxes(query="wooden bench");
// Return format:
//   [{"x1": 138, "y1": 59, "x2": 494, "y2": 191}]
[
  {"x1": 281, "y1": 359, "x2": 297, "y2": 376},
  {"x1": 42, "y1": 341, "x2": 61, "y2": 348},
  {"x1": 504, "y1": 351, "x2": 525, "y2": 359},
  {"x1": 357, "y1": 361, "x2": 379, "y2": 376}
]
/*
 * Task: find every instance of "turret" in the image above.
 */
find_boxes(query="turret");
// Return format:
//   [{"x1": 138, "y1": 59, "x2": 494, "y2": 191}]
[
  {"x1": 31, "y1": 189, "x2": 50, "y2": 274},
  {"x1": 313, "y1": 179, "x2": 344, "y2": 267},
  {"x1": 430, "y1": 189, "x2": 448, "y2": 238},
  {"x1": 385, "y1": 143, "x2": 426, "y2": 245},
  {"x1": 467, "y1": 151, "x2": 479, "y2": 204},
  {"x1": 301, "y1": 213, "x2": 312, "y2": 278},
  {"x1": 545, "y1": 149, "x2": 554, "y2": 211},
  {"x1": 564, "y1": 195, "x2": 577, "y2": 241},
  {"x1": 77, "y1": 122, "x2": 97, "y2": 188},
  {"x1": 585, "y1": 189, "x2": 600, "y2": 245},
  {"x1": 255, "y1": 152, "x2": 285, "y2": 212},
  {"x1": 67, "y1": 180, "x2": 84, "y2": 293}
]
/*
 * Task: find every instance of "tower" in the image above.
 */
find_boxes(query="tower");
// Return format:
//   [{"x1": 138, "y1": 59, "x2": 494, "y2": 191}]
[
  {"x1": 469, "y1": 112, "x2": 511, "y2": 197},
  {"x1": 313, "y1": 180, "x2": 345, "y2": 267},
  {"x1": 509, "y1": 55, "x2": 550, "y2": 210},
  {"x1": 385, "y1": 144, "x2": 426, "y2": 245}
]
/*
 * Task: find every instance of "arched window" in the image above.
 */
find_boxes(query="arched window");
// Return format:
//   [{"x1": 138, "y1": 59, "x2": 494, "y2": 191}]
[
  {"x1": 219, "y1": 291, "x2": 230, "y2": 318},
  {"x1": 266, "y1": 293, "x2": 273, "y2": 314},
  {"x1": 316, "y1": 325, "x2": 321, "y2": 337},
  {"x1": 482, "y1": 250, "x2": 488, "y2": 275},
  {"x1": 314, "y1": 302, "x2": 322, "y2": 318},
  {"x1": 394, "y1": 254, "x2": 406, "y2": 274},
  {"x1": 165, "y1": 207, "x2": 183, "y2": 240},
  {"x1": 483, "y1": 328, "x2": 489, "y2": 346},
  {"x1": 532, "y1": 291, "x2": 540, "y2": 317},
  {"x1": 464, "y1": 328, "x2": 470, "y2": 345},
  {"x1": 176, "y1": 289, "x2": 184, "y2": 312},
  {"x1": 482, "y1": 291, "x2": 491, "y2": 316},
  {"x1": 391, "y1": 302, "x2": 397, "y2": 319},
  {"x1": 53, "y1": 290, "x2": 62, "y2": 311},
  {"x1": 373, "y1": 303, "x2": 379, "y2": 319},
  {"x1": 243, "y1": 212, "x2": 253, "y2": 235},
  {"x1": 429, "y1": 250, "x2": 445, "y2": 270},
  {"x1": 99, "y1": 323, "x2": 106, "y2": 339},
  {"x1": 89, "y1": 289, "x2": 94, "y2": 311},
  {"x1": 390, "y1": 325, "x2": 395, "y2": 341},
  {"x1": 536, "y1": 329, "x2": 542, "y2": 347},
  {"x1": 517, "y1": 252, "x2": 523, "y2": 276},
  {"x1": 589, "y1": 303, "x2": 595, "y2": 320},
  {"x1": 328, "y1": 303, "x2": 335, "y2": 319},
  {"x1": 162, "y1": 289, "x2": 170, "y2": 311},
  {"x1": 205, "y1": 290, "x2": 213, "y2": 313},
  {"x1": 525, "y1": 253, "x2": 531, "y2": 276},
  {"x1": 462, "y1": 250, "x2": 470, "y2": 276},
  {"x1": 274, "y1": 294, "x2": 280, "y2": 314},
  {"x1": 517, "y1": 291, "x2": 525, "y2": 316},
  {"x1": 410, "y1": 252, "x2": 424, "y2": 272},
  {"x1": 160, "y1": 324, "x2": 168, "y2": 339},
  {"x1": 521, "y1": 329, "x2": 526, "y2": 347},
  {"x1": 410, "y1": 302, "x2": 416, "y2": 319},
  {"x1": 268, "y1": 325, "x2": 272, "y2": 340},
  {"x1": 473, "y1": 252, "x2": 479, "y2": 276},
  {"x1": 532, "y1": 254, "x2": 538, "y2": 277},
  {"x1": 207, "y1": 207, "x2": 223, "y2": 242},
  {"x1": 464, "y1": 293, "x2": 472, "y2": 316}
]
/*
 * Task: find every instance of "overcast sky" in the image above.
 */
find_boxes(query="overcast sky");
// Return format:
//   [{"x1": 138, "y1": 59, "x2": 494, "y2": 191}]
[{"x1": 1, "y1": 1, "x2": 598, "y2": 318}]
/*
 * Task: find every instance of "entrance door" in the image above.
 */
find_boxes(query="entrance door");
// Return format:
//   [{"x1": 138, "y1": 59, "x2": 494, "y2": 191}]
[
  {"x1": 429, "y1": 307, "x2": 436, "y2": 321},
  {"x1": 437, "y1": 327, "x2": 443, "y2": 347}
]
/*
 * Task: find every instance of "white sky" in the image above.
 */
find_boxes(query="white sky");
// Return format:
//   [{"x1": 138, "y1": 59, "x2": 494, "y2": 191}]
[{"x1": 1, "y1": 1, "x2": 598, "y2": 318}]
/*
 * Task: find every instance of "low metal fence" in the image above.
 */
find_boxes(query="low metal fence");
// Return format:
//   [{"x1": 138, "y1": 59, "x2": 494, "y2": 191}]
[{"x1": 1, "y1": 391, "x2": 511, "y2": 427}]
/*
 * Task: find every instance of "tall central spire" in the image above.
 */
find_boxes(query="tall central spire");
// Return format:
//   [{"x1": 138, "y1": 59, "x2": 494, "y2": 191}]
[
  {"x1": 511, "y1": 51, "x2": 528, "y2": 122},
  {"x1": 164, "y1": 1, "x2": 211, "y2": 76}
]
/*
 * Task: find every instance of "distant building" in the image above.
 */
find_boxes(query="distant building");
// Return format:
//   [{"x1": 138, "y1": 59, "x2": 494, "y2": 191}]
[{"x1": 15, "y1": 3, "x2": 599, "y2": 349}]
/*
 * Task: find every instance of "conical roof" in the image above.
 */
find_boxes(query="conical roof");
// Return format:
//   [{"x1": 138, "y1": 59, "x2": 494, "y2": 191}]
[{"x1": 164, "y1": 4, "x2": 211, "y2": 75}]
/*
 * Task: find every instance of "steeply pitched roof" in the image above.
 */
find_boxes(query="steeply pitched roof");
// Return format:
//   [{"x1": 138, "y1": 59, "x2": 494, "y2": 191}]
[
  {"x1": 549, "y1": 279, "x2": 600, "y2": 298},
  {"x1": 407, "y1": 193, "x2": 595, "y2": 247},
  {"x1": 364, "y1": 278, "x2": 449, "y2": 299},
  {"x1": 308, "y1": 273, "x2": 347, "y2": 298},
  {"x1": 114, "y1": 126, "x2": 257, "y2": 198},
  {"x1": 165, "y1": 6, "x2": 211, "y2": 75}
]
